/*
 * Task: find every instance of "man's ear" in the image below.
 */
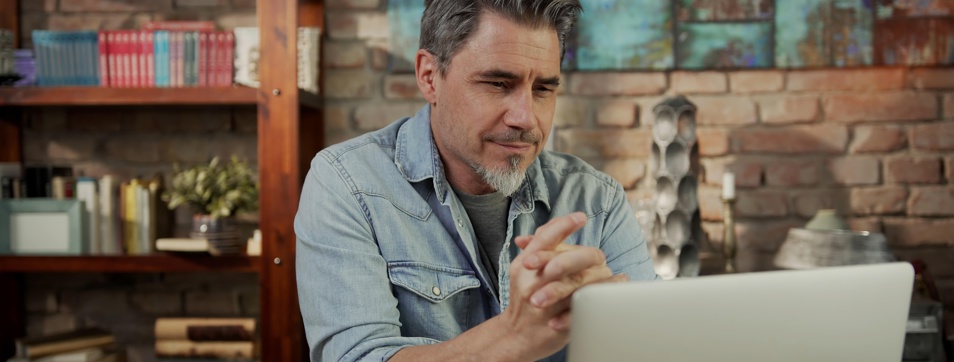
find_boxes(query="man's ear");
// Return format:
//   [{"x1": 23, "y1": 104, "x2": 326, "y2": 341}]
[{"x1": 416, "y1": 49, "x2": 439, "y2": 105}]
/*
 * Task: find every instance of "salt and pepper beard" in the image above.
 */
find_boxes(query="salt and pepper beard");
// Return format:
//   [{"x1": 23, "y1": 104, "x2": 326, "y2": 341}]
[{"x1": 469, "y1": 155, "x2": 525, "y2": 197}]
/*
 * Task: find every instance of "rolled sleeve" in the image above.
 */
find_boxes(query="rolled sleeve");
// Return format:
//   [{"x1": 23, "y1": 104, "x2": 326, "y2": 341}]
[
  {"x1": 599, "y1": 182, "x2": 660, "y2": 282},
  {"x1": 295, "y1": 153, "x2": 439, "y2": 361}
]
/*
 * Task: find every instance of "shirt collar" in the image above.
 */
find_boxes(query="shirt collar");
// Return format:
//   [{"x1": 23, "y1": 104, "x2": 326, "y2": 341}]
[{"x1": 394, "y1": 104, "x2": 551, "y2": 212}]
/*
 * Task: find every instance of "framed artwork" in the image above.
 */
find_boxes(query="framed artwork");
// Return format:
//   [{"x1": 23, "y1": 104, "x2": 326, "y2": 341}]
[{"x1": 0, "y1": 199, "x2": 88, "y2": 255}]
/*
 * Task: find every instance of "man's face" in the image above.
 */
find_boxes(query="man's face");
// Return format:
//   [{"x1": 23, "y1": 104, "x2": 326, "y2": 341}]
[{"x1": 424, "y1": 12, "x2": 561, "y2": 195}]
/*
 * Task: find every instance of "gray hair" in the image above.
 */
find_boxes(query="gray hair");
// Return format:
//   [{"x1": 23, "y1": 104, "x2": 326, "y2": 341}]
[{"x1": 420, "y1": 0, "x2": 582, "y2": 75}]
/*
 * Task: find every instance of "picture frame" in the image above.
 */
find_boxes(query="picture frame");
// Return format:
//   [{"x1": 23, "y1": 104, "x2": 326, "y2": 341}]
[{"x1": 0, "y1": 199, "x2": 88, "y2": 255}]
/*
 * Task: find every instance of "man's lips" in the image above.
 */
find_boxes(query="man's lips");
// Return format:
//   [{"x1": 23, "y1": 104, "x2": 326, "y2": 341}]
[{"x1": 492, "y1": 141, "x2": 533, "y2": 153}]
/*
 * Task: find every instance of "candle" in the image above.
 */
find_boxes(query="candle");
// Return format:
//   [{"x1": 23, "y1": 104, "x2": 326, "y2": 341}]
[{"x1": 722, "y1": 172, "x2": 735, "y2": 200}]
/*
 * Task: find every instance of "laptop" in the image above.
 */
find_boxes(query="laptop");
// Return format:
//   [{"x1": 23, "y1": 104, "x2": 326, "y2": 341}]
[{"x1": 569, "y1": 262, "x2": 914, "y2": 362}]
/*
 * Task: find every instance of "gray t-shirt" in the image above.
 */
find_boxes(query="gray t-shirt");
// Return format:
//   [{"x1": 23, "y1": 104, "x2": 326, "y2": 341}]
[{"x1": 453, "y1": 187, "x2": 510, "y2": 294}]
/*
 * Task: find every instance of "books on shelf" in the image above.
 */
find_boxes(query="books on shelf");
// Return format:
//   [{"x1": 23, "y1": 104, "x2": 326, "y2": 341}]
[
  {"x1": 233, "y1": 26, "x2": 321, "y2": 94},
  {"x1": 155, "y1": 318, "x2": 257, "y2": 360},
  {"x1": 32, "y1": 30, "x2": 100, "y2": 86},
  {"x1": 14, "y1": 328, "x2": 115, "y2": 360}
]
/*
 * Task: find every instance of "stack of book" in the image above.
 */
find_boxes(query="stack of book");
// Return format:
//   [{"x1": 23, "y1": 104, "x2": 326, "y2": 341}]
[
  {"x1": 231, "y1": 26, "x2": 321, "y2": 94},
  {"x1": 31, "y1": 30, "x2": 100, "y2": 86},
  {"x1": 7, "y1": 328, "x2": 118, "y2": 362},
  {"x1": 14, "y1": 49, "x2": 36, "y2": 86},
  {"x1": 155, "y1": 318, "x2": 257, "y2": 361}
]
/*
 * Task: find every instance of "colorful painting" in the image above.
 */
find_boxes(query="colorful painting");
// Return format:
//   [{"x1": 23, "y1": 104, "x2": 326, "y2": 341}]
[
  {"x1": 876, "y1": 17, "x2": 954, "y2": 65},
  {"x1": 677, "y1": 0, "x2": 774, "y2": 21},
  {"x1": 576, "y1": 0, "x2": 673, "y2": 70},
  {"x1": 387, "y1": 0, "x2": 425, "y2": 72},
  {"x1": 676, "y1": 22, "x2": 772, "y2": 69},
  {"x1": 775, "y1": 0, "x2": 874, "y2": 68},
  {"x1": 876, "y1": 0, "x2": 954, "y2": 18}
]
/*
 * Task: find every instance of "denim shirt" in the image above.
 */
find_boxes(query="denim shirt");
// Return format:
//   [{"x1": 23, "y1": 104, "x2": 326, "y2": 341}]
[{"x1": 295, "y1": 105, "x2": 658, "y2": 362}]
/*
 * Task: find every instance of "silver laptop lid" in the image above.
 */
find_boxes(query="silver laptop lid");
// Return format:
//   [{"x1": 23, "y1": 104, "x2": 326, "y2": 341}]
[{"x1": 570, "y1": 263, "x2": 913, "y2": 362}]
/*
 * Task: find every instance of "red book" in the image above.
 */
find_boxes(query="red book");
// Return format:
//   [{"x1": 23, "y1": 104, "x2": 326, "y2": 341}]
[
  {"x1": 222, "y1": 32, "x2": 234, "y2": 86},
  {"x1": 98, "y1": 31, "x2": 109, "y2": 87},
  {"x1": 198, "y1": 32, "x2": 208, "y2": 87},
  {"x1": 208, "y1": 32, "x2": 219, "y2": 87},
  {"x1": 119, "y1": 31, "x2": 130, "y2": 88},
  {"x1": 143, "y1": 31, "x2": 154, "y2": 87},
  {"x1": 130, "y1": 30, "x2": 141, "y2": 88}
]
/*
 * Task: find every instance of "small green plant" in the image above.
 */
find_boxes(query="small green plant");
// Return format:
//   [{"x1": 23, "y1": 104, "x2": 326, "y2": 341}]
[{"x1": 163, "y1": 156, "x2": 259, "y2": 218}]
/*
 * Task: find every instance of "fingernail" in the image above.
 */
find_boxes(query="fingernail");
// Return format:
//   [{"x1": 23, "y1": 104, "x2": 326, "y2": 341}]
[
  {"x1": 571, "y1": 212, "x2": 586, "y2": 224},
  {"x1": 531, "y1": 293, "x2": 546, "y2": 307}
]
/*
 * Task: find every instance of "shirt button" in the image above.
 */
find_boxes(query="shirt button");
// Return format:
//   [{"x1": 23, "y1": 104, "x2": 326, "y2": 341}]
[
  {"x1": 432, "y1": 286, "x2": 441, "y2": 296},
  {"x1": 456, "y1": 219, "x2": 463, "y2": 228}
]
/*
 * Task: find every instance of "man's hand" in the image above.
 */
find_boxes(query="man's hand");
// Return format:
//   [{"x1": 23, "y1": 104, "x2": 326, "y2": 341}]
[{"x1": 513, "y1": 213, "x2": 628, "y2": 331}]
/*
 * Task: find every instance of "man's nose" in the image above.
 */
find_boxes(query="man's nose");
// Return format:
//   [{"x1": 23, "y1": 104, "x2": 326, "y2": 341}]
[{"x1": 503, "y1": 88, "x2": 535, "y2": 130}]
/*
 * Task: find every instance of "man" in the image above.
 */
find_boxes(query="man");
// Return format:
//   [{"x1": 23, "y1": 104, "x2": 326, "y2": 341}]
[{"x1": 295, "y1": 1, "x2": 658, "y2": 361}]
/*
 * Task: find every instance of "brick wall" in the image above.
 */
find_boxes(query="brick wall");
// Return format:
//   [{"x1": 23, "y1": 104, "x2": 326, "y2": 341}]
[
  {"x1": 15, "y1": 0, "x2": 954, "y2": 352},
  {"x1": 321, "y1": 0, "x2": 954, "y2": 325}
]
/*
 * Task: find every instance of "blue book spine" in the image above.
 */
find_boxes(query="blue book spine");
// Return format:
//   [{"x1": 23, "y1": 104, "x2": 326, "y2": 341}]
[
  {"x1": 156, "y1": 31, "x2": 168, "y2": 87},
  {"x1": 31, "y1": 30, "x2": 49, "y2": 86},
  {"x1": 86, "y1": 31, "x2": 98, "y2": 86}
]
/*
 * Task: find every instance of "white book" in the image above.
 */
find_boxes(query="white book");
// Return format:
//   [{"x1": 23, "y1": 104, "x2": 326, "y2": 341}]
[
  {"x1": 34, "y1": 346, "x2": 104, "y2": 362},
  {"x1": 156, "y1": 238, "x2": 208, "y2": 252},
  {"x1": 75, "y1": 177, "x2": 100, "y2": 255},
  {"x1": 98, "y1": 176, "x2": 119, "y2": 255},
  {"x1": 137, "y1": 186, "x2": 152, "y2": 254}
]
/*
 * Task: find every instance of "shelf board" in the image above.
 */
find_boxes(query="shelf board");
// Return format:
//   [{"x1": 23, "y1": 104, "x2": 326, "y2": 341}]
[
  {"x1": 0, "y1": 86, "x2": 258, "y2": 106},
  {"x1": 0, "y1": 254, "x2": 261, "y2": 273}
]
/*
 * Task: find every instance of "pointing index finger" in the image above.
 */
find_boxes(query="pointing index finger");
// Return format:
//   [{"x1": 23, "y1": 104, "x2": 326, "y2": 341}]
[{"x1": 523, "y1": 212, "x2": 587, "y2": 254}]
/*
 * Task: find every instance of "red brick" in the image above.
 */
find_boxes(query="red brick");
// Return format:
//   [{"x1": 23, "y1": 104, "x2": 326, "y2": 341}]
[
  {"x1": 885, "y1": 156, "x2": 942, "y2": 184},
  {"x1": 325, "y1": 42, "x2": 368, "y2": 68},
  {"x1": 758, "y1": 95, "x2": 819, "y2": 124},
  {"x1": 697, "y1": 128, "x2": 729, "y2": 156},
  {"x1": 384, "y1": 74, "x2": 423, "y2": 100},
  {"x1": 698, "y1": 186, "x2": 724, "y2": 221},
  {"x1": 692, "y1": 96, "x2": 757, "y2": 125},
  {"x1": 728, "y1": 71, "x2": 784, "y2": 93},
  {"x1": 370, "y1": 46, "x2": 389, "y2": 70},
  {"x1": 232, "y1": 0, "x2": 256, "y2": 8},
  {"x1": 152, "y1": 107, "x2": 232, "y2": 132},
  {"x1": 326, "y1": 12, "x2": 388, "y2": 40},
  {"x1": 326, "y1": 0, "x2": 381, "y2": 9},
  {"x1": 912, "y1": 122, "x2": 954, "y2": 151},
  {"x1": 700, "y1": 157, "x2": 762, "y2": 188},
  {"x1": 947, "y1": 157, "x2": 954, "y2": 182},
  {"x1": 185, "y1": 290, "x2": 240, "y2": 316},
  {"x1": 850, "y1": 187, "x2": 908, "y2": 215},
  {"x1": 324, "y1": 70, "x2": 373, "y2": 99},
  {"x1": 828, "y1": 156, "x2": 880, "y2": 185},
  {"x1": 27, "y1": 314, "x2": 77, "y2": 338},
  {"x1": 554, "y1": 97, "x2": 588, "y2": 128},
  {"x1": 24, "y1": 289, "x2": 58, "y2": 314},
  {"x1": 130, "y1": 291, "x2": 182, "y2": 315},
  {"x1": 354, "y1": 103, "x2": 423, "y2": 131},
  {"x1": 670, "y1": 71, "x2": 727, "y2": 94},
  {"x1": 27, "y1": 108, "x2": 66, "y2": 132},
  {"x1": 849, "y1": 125, "x2": 907, "y2": 153},
  {"x1": 764, "y1": 160, "x2": 820, "y2": 187},
  {"x1": 736, "y1": 219, "x2": 804, "y2": 252},
  {"x1": 909, "y1": 69, "x2": 954, "y2": 90},
  {"x1": 735, "y1": 190, "x2": 788, "y2": 218},
  {"x1": 602, "y1": 159, "x2": 645, "y2": 189},
  {"x1": 21, "y1": 0, "x2": 57, "y2": 12},
  {"x1": 908, "y1": 187, "x2": 954, "y2": 216},
  {"x1": 847, "y1": 217, "x2": 883, "y2": 233},
  {"x1": 569, "y1": 73, "x2": 667, "y2": 96},
  {"x1": 325, "y1": 106, "x2": 351, "y2": 133},
  {"x1": 733, "y1": 124, "x2": 848, "y2": 154},
  {"x1": 175, "y1": 0, "x2": 224, "y2": 7},
  {"x1": 48, "y1": 13, "x2": 145, "y2": 30},
  {"x1": 556, "y1": 129, "x2": 652, "y2": 158},
  {"x1": 787, "y1": 69, "x2": 905, "y2": 91},
  {"x1": 47, "y1": 138, "x2": 98, "y2": 161},
  {"x1": 823, "y1": 93, "x2": 938, "y2": 122},
  {"x1": 945, "y1": 94, "x2": 954, "y2": 119},
  {"x1": 793, "y1": 190, "x2": 850, "y2": 218},
  {"x1": 884, "y1": 218, "x2": 954, "y2": 247},
  {"x1": 60, "y1": 0, "x2": 171, "y2": 12},
  {"x1": 214, "y1": 12, "x2": 257, "y2": 29},
  {"x1": 596, "y1": 100, "x2": 638, "y2": 127}
]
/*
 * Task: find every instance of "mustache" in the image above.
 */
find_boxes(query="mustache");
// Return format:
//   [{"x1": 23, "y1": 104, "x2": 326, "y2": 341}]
[{"x1": 484, "y1": 130, "x2": 542, "y2": 144}]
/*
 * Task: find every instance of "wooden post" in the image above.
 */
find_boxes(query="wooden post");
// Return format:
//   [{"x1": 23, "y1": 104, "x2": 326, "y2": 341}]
[
  {"x1": 0, "y1": 274, "x2": 23, "y2": 361},
  {"x1": 0, "y1": 0, "x2": 19, "y2": 48}
]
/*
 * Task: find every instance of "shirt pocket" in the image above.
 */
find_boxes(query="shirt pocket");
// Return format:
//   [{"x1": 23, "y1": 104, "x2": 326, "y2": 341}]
[{"x1": 387, "y1": 261, "x2": 480, "y2": 303}]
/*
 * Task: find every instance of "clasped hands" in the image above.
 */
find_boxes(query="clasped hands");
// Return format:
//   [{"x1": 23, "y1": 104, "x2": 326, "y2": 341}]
[{"x1": 500, "y1": 212, "x2": 628, "y2": 360}]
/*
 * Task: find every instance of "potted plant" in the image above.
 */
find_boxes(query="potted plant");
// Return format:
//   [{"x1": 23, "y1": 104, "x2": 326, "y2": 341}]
[{"x1": 163, "y1": 156, "x2": 259, "y2": 254}]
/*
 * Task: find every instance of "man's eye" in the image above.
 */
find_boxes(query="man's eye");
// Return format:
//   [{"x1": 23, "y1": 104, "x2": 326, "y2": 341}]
[
  {"x1": 534, "y1": 87, "x2": 555, "y2": 95},
  {"x1": 486, "y1": 81, "x2": 506, "y2": 89}
]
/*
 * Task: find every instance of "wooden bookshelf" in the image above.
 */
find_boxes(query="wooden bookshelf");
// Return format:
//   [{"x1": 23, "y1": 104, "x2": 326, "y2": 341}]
[
  {"x1": 0, "y1": 255, "x2": 261, "y2": 273},
  {"x1": 0, "y1": 86, "x2": 257, "y2": 106}
]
